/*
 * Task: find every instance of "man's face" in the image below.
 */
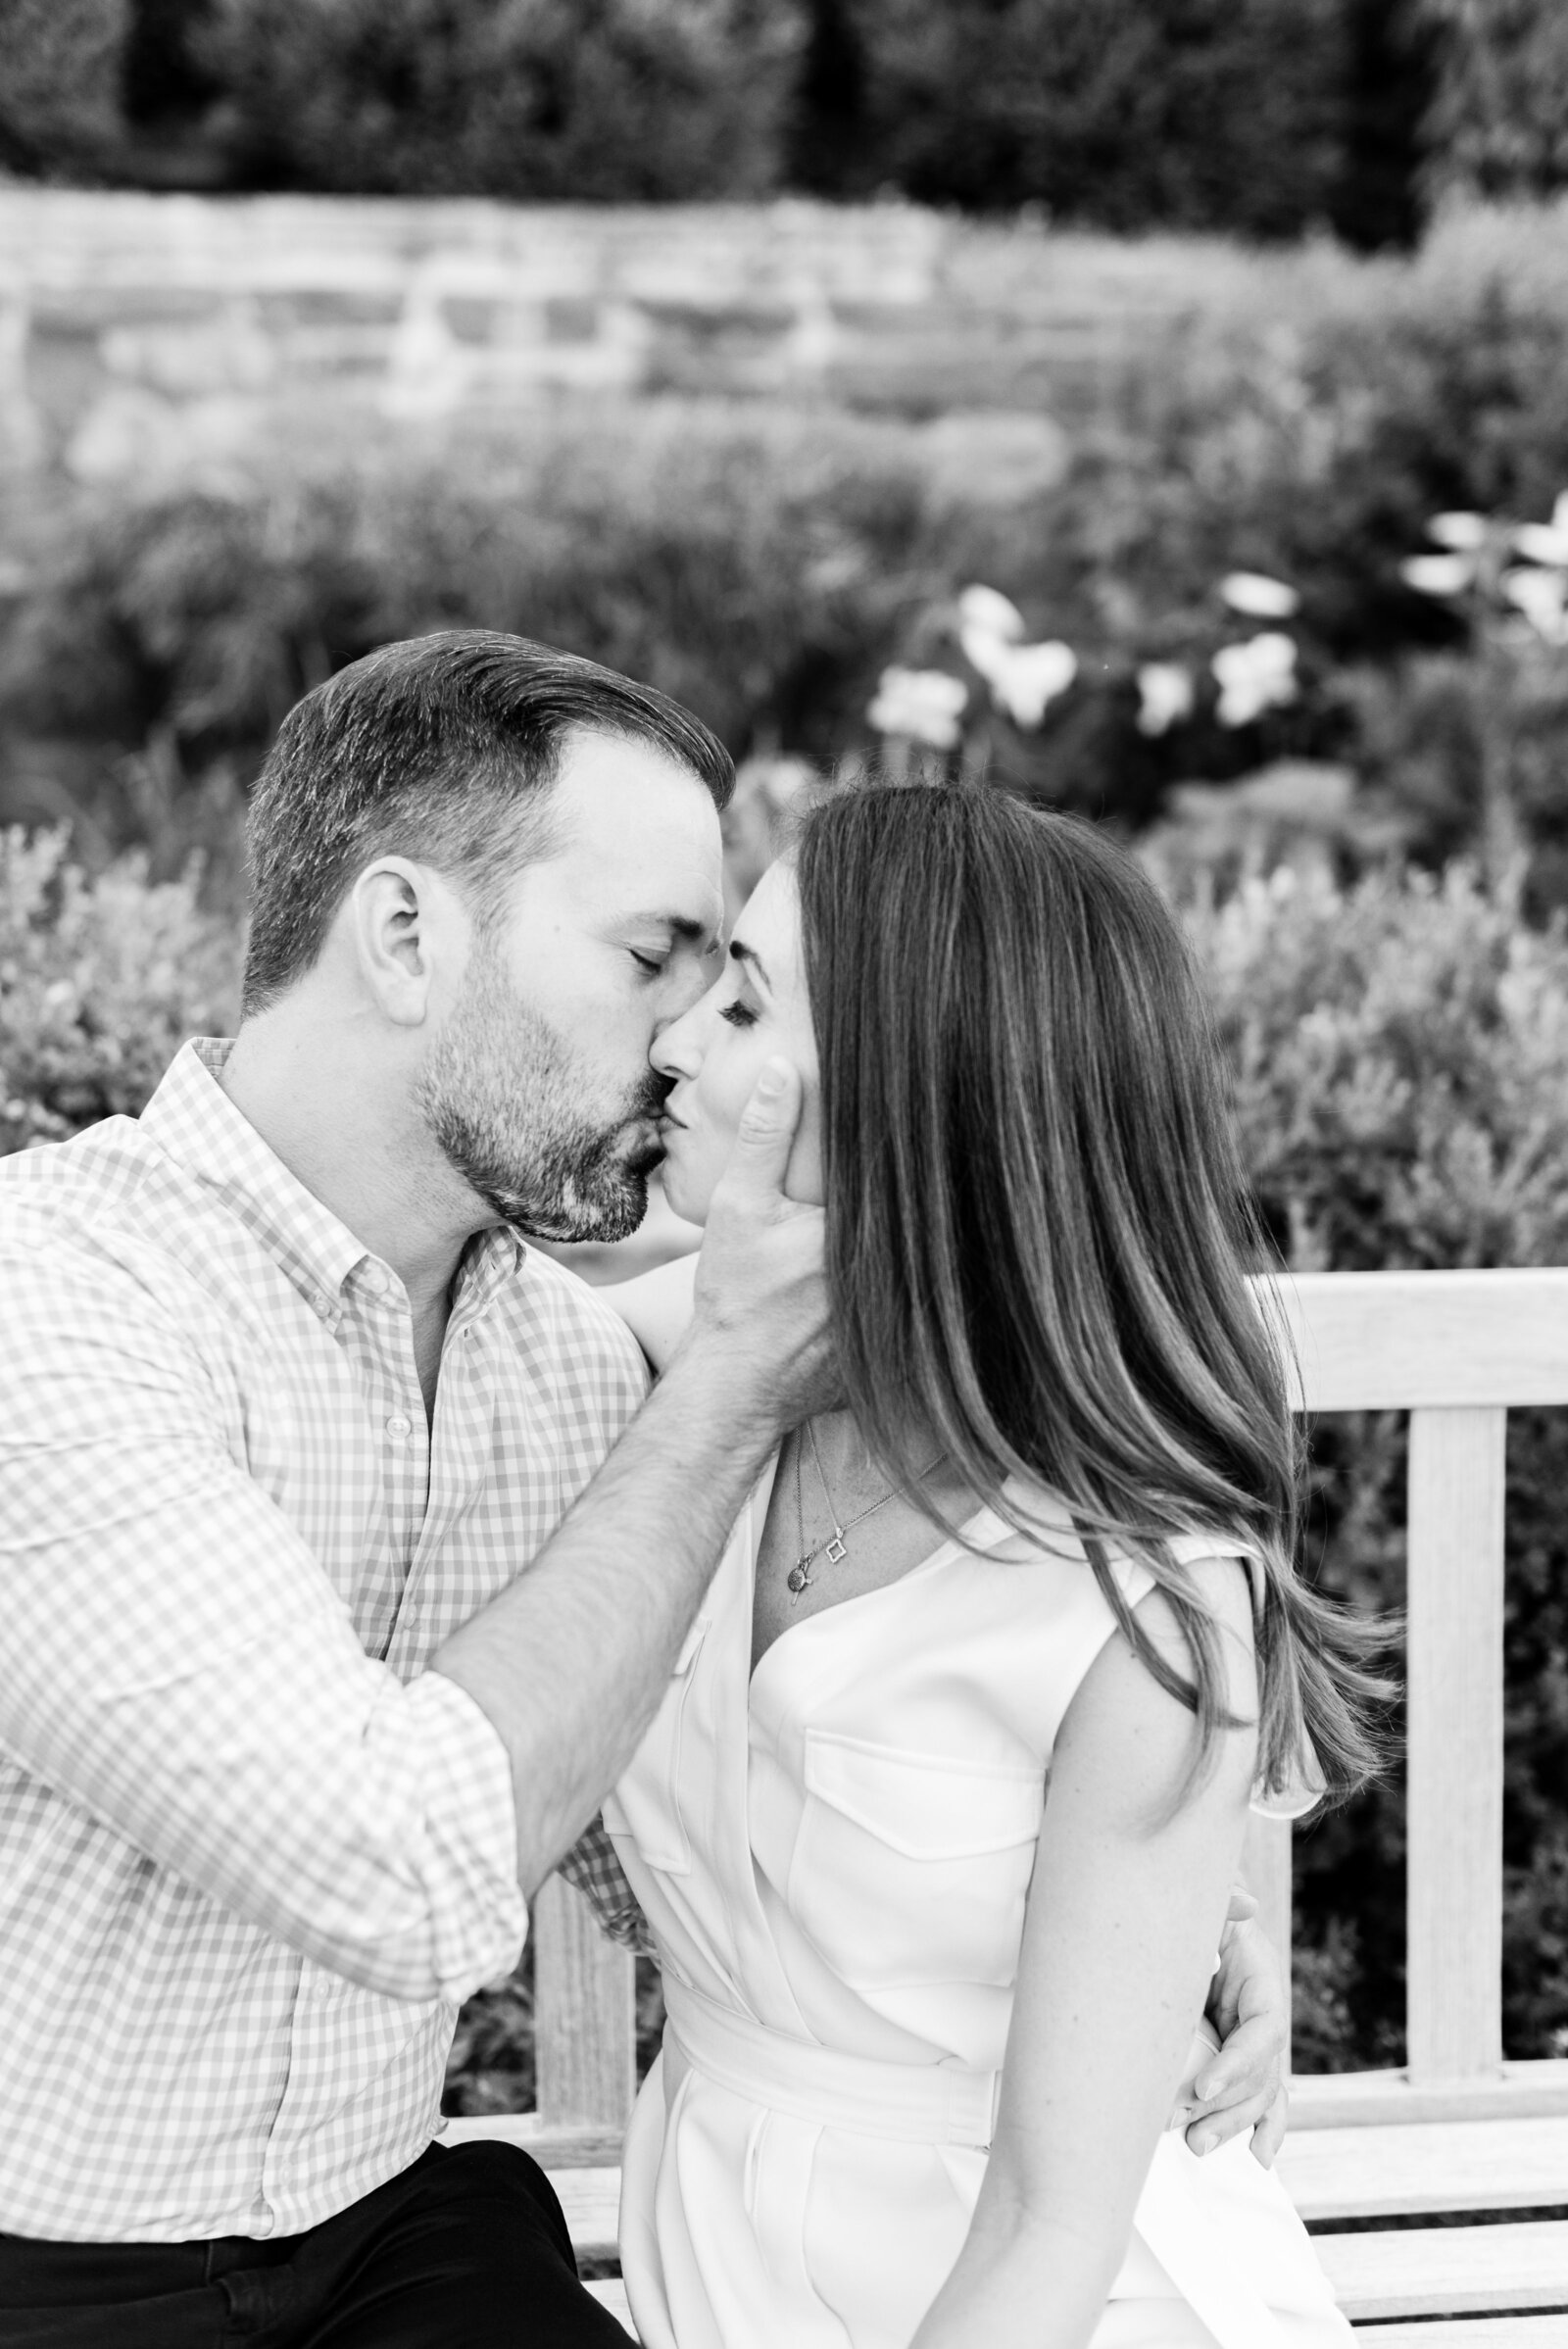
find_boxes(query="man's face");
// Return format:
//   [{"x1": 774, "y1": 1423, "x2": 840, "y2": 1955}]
[{"x1": 416, "y1": 729, "x2": 725, "y2": 1243}]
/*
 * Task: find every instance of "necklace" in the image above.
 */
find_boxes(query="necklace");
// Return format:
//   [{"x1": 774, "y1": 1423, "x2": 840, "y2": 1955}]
[{"x1": 787, "y1": 1420, "x2": 944, "y2": 1600}]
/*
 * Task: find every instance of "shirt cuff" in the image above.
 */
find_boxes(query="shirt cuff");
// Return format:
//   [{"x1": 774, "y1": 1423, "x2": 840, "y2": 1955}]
[{"x1": 393, "y1": 1670, "x2": 528, "y2": 2002}]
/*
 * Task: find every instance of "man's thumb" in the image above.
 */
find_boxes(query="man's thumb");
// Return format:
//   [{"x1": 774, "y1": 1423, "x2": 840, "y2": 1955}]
[{"x1": 729, "y1": 1057, "x2": 802, "y2": 1190}]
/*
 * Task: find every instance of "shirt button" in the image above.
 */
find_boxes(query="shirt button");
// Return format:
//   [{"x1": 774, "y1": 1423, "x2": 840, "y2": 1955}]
[
  {"x1": 385, "y1": 1412, "x2": 413, "y2": 1439},
  {"x1": 362, "y1": 1263, "x2": 389, "y2": 1297}
]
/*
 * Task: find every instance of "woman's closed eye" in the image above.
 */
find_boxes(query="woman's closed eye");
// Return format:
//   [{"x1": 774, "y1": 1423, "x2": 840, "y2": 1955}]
[{"x1": 718, "y1": 1001, "x2": 759, "y2": 1028}]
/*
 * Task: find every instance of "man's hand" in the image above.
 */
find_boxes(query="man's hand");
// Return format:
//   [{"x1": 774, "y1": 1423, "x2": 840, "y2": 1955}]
[
  {"x1": 684, "y1": 1057, "x2": 837, "y2": 1430},
  {"x1": 1178, "y1": 1885, "x2": 1290, "y2": 2165}
]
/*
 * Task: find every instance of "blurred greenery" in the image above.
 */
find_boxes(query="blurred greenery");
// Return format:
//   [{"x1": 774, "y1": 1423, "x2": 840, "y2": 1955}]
[
  {"x1": 1187, "y1": 862, "x2": 1568, "y2": 2065},
  {"x1": 0, "y1": 0, "x2": 129, "y2": 177},
  {"x1": 3, "y1": 0, "x2": 1555, "y2": 247},
  {"x1": 192, "y1": 0, "x2": 806, "y2": 202},
  {"x1": 14, "y1": 208, "x2": 1568, "y2": 905}
]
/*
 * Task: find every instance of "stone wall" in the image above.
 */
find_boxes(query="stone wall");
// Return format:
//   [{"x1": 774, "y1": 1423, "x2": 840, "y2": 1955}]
[{"x1": 0, "y1": 188, "x2": 1293, "y2": 485}]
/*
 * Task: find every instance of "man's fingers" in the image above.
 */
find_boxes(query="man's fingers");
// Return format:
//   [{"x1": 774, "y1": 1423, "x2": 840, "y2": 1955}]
[
  {"x1": 1224, "y1": 1884, "x2": 1260, "y2": 1925},
  {"x1": 1250, "y1": 2083, "x2": 1290, "y2": 2169},
  {"x1": 724, "y1": 1057, "x2": 803, "y2": 1197}
]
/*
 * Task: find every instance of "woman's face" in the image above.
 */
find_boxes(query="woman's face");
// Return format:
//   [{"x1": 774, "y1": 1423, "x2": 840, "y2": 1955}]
[{"x1": 653, "y1": 860, "x2": 823, "y2": 1224}]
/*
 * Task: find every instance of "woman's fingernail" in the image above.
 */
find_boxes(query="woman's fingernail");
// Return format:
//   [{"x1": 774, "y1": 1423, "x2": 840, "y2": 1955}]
[
  {"x1": 1194, "y1": 2075, "x2": 1219, "y2": 2102},
  {"x1": 1198, "y1": 2132, "x2": 1219, "y2": 2157},
  {"x1": 755, "y1": 1060, "x2": 787, "y2": 1098}
]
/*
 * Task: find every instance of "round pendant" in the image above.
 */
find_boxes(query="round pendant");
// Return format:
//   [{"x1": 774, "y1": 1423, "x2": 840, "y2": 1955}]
[{"x1": 787, "y1": 1561, "x2": 811, "y2": 1594}]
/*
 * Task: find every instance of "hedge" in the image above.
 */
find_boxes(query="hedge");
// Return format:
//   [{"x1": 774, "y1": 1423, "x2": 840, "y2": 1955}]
[{"x1": 12, "y1": 209, "x2": 1568, "y2": 901}]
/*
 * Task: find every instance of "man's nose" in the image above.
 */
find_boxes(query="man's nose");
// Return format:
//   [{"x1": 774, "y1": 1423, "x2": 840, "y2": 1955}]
[{"x1": 651, "y1": 1013, "x2": 701, "y2": 1081}]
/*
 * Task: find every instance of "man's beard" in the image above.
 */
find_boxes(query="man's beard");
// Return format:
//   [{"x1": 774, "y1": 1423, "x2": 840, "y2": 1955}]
[{"x1": 415, "y1": 936, "x2": 665, "y2": 1245}]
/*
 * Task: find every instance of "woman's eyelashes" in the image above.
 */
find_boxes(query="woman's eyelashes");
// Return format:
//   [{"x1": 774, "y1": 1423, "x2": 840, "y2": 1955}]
[{"x1": 718, "y1": 999, "x2": 759, "y2": 1029}]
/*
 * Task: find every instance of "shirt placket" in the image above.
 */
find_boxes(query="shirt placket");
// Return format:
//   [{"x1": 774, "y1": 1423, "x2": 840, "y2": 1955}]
[{"x1": 260, "y1": 1262, "x2": 435, "y2": 2220}]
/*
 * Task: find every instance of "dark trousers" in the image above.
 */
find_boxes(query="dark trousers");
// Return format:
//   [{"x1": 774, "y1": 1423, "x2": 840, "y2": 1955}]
[{"x1": 0, "y1": 2142, "x2": 628, "y2": 2348}]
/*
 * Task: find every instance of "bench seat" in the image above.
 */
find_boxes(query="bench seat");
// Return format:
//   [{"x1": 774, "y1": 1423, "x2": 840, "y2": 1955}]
[
  {"x1": 1356, "y1": 2327, "x2": 1568, "y2": 2346},
  {"x1": 1317, "y1": 2219, "x2": 1568, "y2": 2321},
  {"x1": 1277, "y1": 2113, "x2": 1568, "y2": 2221},
  {"x1": 450, "y1": 2108, "x2": 1568, "y2": 2334}
]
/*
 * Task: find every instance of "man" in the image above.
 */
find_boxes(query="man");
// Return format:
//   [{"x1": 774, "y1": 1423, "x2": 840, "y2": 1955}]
[{"x1": 0, "y1": 633, "x2": 1286, "y2": 2346}]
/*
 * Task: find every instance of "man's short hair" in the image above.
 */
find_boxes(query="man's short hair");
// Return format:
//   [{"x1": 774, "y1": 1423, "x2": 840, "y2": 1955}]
[{"x1": 241, "y1": 630, "x2": 734, "y2": 1016}]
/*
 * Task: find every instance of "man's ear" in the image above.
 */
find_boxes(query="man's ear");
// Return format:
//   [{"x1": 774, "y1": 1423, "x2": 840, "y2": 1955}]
[{"x1": 346, "y1": 857, "x2": 449, "y2": 1027}]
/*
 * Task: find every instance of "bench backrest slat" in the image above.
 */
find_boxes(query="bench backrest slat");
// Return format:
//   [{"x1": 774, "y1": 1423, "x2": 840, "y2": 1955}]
[
  {"x1": 533, "y1": 1873, "x2": 637, "y2": 2131},
  {"x1": 1405, "y1": 1405, "x2": 1507, "y2": 2082}
]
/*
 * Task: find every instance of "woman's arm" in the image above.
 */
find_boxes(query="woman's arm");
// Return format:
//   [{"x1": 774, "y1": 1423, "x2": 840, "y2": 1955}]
[
  {"x1": 910, "y1": 1557, "x2": 1259, "y2": 2349},
  {"x1": 599, "y1": 1249, "x2": 699, "y2": 1373}
]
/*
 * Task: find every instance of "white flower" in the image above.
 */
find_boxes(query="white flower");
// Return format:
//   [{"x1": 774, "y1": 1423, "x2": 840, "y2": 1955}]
[
  {"x1": 1211, "y1": 633, "x2": 1298, "y2": 728},
  {"x1": 1136, "y1": 661, "x2": 1195, "y2": 737},
  {"x1": 866, "y1": 665, "x2": 969, "y2": 749},
  {"x1": 1513, "y1": 519, "x2": 1568, "y2": 568},
  {"x1": 956, "y1": 583, "x2": 1027, "y2": 643},
  {"x1": 1399, "y1": 552, "x2": 1477, "y2": 597},
  {"x1": 1428, "y1": 512, "x2": 1488, "y2": 551},
  {"x1": 987, "y1": 640, "x2": 1078, "y2": 729},
  {"x1": 1501, "y1": 565, "x2": 1568, "y2": 646},
  {"x1": 958, "y1": 613, "x2": 1077, "y2": 729},
  {"x1": 1219, "y1": 571, "x2": 1300, "y2": 621},
  {"x1": 959, "y1": 618, "x2": 1016, "y2": 685}
]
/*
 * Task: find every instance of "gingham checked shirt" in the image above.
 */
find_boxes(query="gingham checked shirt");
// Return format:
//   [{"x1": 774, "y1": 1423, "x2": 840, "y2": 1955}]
[{"x1": 0, "y1": 1039, "x2": 650, "y2": 2242}]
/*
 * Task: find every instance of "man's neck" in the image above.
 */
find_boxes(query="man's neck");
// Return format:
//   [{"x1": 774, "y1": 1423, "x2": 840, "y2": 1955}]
[{"x1": 218, "y1": 1009, "x2": 483, "y2": 1326}]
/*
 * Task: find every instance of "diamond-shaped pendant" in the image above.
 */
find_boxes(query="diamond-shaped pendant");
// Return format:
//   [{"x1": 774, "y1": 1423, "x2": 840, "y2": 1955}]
[
  {"x1": 787, "y1": 1561, "x2": 811, "y2": 1595},
  {"x1": 824, "y1": 1534, "x2": 848, "y2": 1565}
]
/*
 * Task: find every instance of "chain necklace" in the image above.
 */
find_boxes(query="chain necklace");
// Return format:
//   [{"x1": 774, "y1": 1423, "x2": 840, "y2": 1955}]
[{"x1": 787, "y1": 1420, "x2": 945, "y2": 1601}]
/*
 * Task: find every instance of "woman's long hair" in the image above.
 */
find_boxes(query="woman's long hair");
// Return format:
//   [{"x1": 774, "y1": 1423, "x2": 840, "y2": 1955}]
[{"x1": 793, "y1": 780, "x2": 1387, "y2": 1805}]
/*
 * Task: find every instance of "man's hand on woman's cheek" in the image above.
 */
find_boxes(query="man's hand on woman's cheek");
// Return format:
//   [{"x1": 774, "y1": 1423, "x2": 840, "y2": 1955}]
[{"x1": 687, "y1": 1059, "x2": 838, "y2": 1424}]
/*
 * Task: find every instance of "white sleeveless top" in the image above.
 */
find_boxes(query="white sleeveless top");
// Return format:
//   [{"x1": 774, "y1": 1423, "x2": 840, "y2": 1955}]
[{"x1": 605, "y1": 1465, "x2": 1348, "y2": 2349}]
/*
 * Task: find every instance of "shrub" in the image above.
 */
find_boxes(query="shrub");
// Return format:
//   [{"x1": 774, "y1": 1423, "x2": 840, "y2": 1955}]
[
  {"x1": 1422, "y1": 0, "x2": 1568, "y2": 205},
  {"x1": 816, "y1": 0, "x2": 1352, "y2": 239},
  {"x1": 0, "y1": 826, "x2": 239, "y2": 1150},
  {"x1": 1187, "y1": 862, "x2": 1568, "y2": 2062},
  {"x1": 196, "y1": 0, "x2": 807, "y2": 200},
  {"x1": 0, "y1": 0, "x2": 129, "y2": 175},
  {"x1": 0, "y1": 405, "x2": 936, "y2": 840}
]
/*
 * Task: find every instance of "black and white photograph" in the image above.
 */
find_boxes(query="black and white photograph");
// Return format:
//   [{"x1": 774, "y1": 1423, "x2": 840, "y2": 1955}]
[{"x1": 0, "y1": 4, "x2": 1565, "y2": 2342}]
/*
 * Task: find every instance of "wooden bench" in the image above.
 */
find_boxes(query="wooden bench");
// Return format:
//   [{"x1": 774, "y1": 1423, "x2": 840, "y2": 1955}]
[{"x1": 451, "y1": 1268, "x2": 1568, "y2": 2338}]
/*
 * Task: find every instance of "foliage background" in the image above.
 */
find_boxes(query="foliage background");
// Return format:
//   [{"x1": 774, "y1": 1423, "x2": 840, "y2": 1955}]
[
  {"x1": 15, "y1": 206, "x2": 1568, "y2": 909},
  {"x1": 5, "y1": 0, "x2": 1566, "y2": 246}
]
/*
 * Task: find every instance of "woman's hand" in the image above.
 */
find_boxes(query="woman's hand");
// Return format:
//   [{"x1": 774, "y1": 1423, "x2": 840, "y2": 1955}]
[{"x1": 1179, "y1": 1891, "x2": 1290, "y2": 2164}]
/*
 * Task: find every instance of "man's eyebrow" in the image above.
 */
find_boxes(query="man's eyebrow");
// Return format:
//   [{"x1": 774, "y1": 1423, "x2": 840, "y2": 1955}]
[
  {"x1": 621, "y1": 911, "x2": 719, "y2": 947},
  {"x1": 728, "y1": 939, "x2": 771, "y2": 989}
]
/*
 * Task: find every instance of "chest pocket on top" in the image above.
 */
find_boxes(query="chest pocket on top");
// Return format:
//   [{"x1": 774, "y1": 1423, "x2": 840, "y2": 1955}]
[
  {"x1": 603, "y1": 1614, "x2": 710, "y2": 1878},
  {"x1": 787, "y1": 1729, "x2": 1044, "y2": 1991}
]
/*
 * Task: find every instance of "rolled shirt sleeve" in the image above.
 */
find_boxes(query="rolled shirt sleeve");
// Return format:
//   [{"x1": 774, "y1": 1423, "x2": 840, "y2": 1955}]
[{"x1": 0, "y1": 1238, "x2": 525, "y2": 2003}]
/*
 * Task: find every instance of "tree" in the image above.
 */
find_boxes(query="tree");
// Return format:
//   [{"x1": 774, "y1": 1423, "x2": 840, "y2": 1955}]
[
  {"x1": 1422, "y1": 0, "x2": 1568, "y2": 203},
  {"x1": 0, "y1": 0, "x2": 129, "y2": 176},
  {"x1": 790, "y1": 0, "x2": 1352, "y2": 237},
  {"x1": 197, "y1": 0, "x2": 807, "y2": 200}
]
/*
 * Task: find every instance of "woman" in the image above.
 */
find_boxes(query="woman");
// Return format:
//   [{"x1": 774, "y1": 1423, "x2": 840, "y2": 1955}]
[{"x1": 604, "y1": 782, "x2": 1381, "y2": 2349}]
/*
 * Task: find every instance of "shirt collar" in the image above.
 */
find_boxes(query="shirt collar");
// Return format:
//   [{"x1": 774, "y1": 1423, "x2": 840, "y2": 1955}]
[
  {"x1": 140, "y1": 1040, "x2": 531, "y2": 1322},
  {"x1": 139, "y1": 1040, "x2": 387, "y2": 1314}
]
